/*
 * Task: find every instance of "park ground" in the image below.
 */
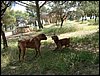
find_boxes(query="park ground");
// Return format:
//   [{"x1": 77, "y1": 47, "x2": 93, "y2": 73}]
[{"x1": 1, "y1": 19, "x2": 99, "y2": 75}]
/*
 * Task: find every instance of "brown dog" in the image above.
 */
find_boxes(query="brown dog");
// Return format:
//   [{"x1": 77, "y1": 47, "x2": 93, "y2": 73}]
[
  {"x1": 18, "y1": 33, "x2": 47, "y2": 61},
  {"x1": 51, "y1": 35, "x2": 70, "y2": 51}
]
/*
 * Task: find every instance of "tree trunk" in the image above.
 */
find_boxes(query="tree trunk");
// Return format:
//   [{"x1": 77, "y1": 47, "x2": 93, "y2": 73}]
[
  {"x1": 1, "y1": 23, "x2": 8, "y2": 49},
  {"x1": 90, "y1": 15, "x2": 92, "y2": 19},
  {"x1": 60, "y1": 18, "x2": 63, "y2": 27},
  {"x1": 82, "y1": 16, "x2": 84, "y2": 22},
  {"x1": 4, "y1": 24, "x2": 7, "y2": 31},
  {"x1": 48, "y1": 19, "x2": 50, "y2": 24},
  {"x1": 85, "y1": 15, "x2": 87, "y2": 20},
  {"x1": 56, "y1": 18, "x2": 58, "y2": 26},
  {"x1": 1, "y1": 1, "x2": 13, "y2": 49},
  {"x1": 90, "y1": 16, "x2": 91, "y2": 19},
  {"x1": 35, "y1": 1, "x2": 43, "y2": 29},
  {"x1": 60, "y1": 14, "x2": 65, "y2": 27},
  {"x1": 95, "y1": 15, "x2": 97, "y2": 23}
]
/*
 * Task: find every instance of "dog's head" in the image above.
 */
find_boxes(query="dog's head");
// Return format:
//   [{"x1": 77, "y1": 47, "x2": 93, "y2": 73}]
[
  {"x1": 38, "y1": 34, "x2": 47, "y2": 40},
  {"x1": 30, "y1": 34, "x2": 47, "y2": 42},
  {"x1": 51, "y1": 35, "x2": 59, "y2": 41}
]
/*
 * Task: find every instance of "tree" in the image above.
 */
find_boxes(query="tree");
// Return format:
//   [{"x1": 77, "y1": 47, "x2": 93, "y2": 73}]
[
  {"x1": 2, "y1": 7, "x2": 16, "y2": 31},
  {"x1": 15, "y1": 1, "x2": 47, "y2": 29},
  {"x1": 14, "y1": 10, "x2": 29, "y2": 26},
  {"x1": 35, "y1": 1, "x2": 43, "y2": 29},
  {"x1": 1, "y1": 1, "x2": 13, "y2": 49},
  {"x1": 47, "y1": 1, "x2": 66, "y2": 27},
  {"x1": 33, "y1": 1, "x2": 47, "y2": 29},
  {"x1": 75, "y1": 8, "x2": 84, "y2": 21},
  {"x1": 47, "y1": 1, "x2": 78, "y2": 27},
  {"x1": 76, "y1": 1, "x2": 99, "y2": 22}
]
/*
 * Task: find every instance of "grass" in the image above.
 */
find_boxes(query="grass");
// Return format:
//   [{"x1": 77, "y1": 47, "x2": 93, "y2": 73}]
[
  {"x1": 82, "y1": 26, "x2": 98, "y2": 31},
  {"x1": 79, "y1": 18, "x2": 99, "y2": 25},
  {"x1": 41, "y1": 19, "x2": 98, "y2": 36},
  {"x1": 79, "y1": 20, "x2": 89, "y2": 24},
  {"x1": 1, "y1": 20, "x2": 99, "y2": 75},
  {"x1": 88, "y1": 18, "x2": 99, "y2": 25},
  {"x1": 42, "y1": 23, "x2": 80, "y2": 36},
  {"x1": 1, "y1": 31, "x2": 99, "y2": 75}
]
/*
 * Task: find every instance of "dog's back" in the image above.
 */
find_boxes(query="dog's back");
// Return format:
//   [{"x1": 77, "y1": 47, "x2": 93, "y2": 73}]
[{"x1": 59, "y1": 38, "x2": 70, "y2": 46}]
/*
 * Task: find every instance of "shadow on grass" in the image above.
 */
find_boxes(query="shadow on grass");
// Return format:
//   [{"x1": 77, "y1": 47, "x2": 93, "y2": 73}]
[{"x1": 1, "y1": 31, "x2": 99, "y2": 75}]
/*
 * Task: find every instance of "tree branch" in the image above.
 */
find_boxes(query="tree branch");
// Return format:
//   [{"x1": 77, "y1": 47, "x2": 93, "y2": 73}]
[
  {"x1": 39, "y1": 1, "x2": 46, "y2": 9},
  {"x1": 1, "y1": 1, "x2": 12, "y2": 19},
  {"x1": 16, "y1": 1, "x2": 36, "y2": 9},
  {"x1": 59, "y1": 1, "x2": 66, "y2": 5},
  {"x1": 1, "y1": 7, "x2": 7, "y2": 19},
  {"x1": 15, "y1": 1, "x2": 30, "y2": 8},
  {"x1": 18, "y1": 1, "x2": 31, "y2": 6},
  {"x1": 31, "y1": 1, "x2": 36, "y2": 5}
]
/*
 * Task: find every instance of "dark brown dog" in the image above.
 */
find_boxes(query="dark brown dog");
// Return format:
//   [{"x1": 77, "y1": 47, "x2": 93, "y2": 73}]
[
  {"x1": 18, "y1": 34, "x2": 47, "y2": 61},
  {"x1": 51, "y1": 35, "x2": 70, "y2": 51}
]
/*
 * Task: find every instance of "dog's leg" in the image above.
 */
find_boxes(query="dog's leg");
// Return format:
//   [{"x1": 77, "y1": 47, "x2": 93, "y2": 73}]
[
  {"x1": 54, "y1": 47, "x2": 58, "y2": 51},
  {"x1": 57, "y1": 44, "x2": 62, "y2": 51},
  {"x1": 34, "y1": 49, "x2": 38, "y2": 58},
  {"x1": 65, "y1": 44, "x2": 68, "y2": 48},
  {"x1": 54, "y1": 46, "x2": 61, "y2": 51},
  {"x1": 22, "y1": 48, "x2": 26, "y2": 61},
  {"x1": 18, "y1": 46, "x2": 21, "y2": 61},
  {"x1": 67, "y1": 43, "x2": 70, "y2": 48},
  {"x1": 38, "y1": 48, "x2": 42, "y2": 58}
]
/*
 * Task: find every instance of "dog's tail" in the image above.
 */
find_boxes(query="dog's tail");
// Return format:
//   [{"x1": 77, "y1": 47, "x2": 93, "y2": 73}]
[{"x1": 18, "y1": 41, "x2": 21, "y2": 61}]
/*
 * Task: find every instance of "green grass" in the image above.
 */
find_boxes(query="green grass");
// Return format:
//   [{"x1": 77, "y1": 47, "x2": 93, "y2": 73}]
[
  {"x1": 82, "y1": 26, "x2": 98, "y2": 31},
  {"x1": 42, "y1": 23, "x2": 82, "y2": 36},
  {"x1": 79, "y1": 21, "x2": 89, "y2": 24},
  {"x1": 1, "y1": 20, "x2": 99, "y2": 75},
  {"x1": 41, "y1": 19, "x2": 98, "y2": 36},
  {"x1": 79, "y1": 18, "x2": 99, "y2": 25},
  {"x1": 88, "y1": 18, "x2": 99, "y2": 25},
  {"x1": 1, "y1": 31, "x2": 99, "y2": 75}
]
